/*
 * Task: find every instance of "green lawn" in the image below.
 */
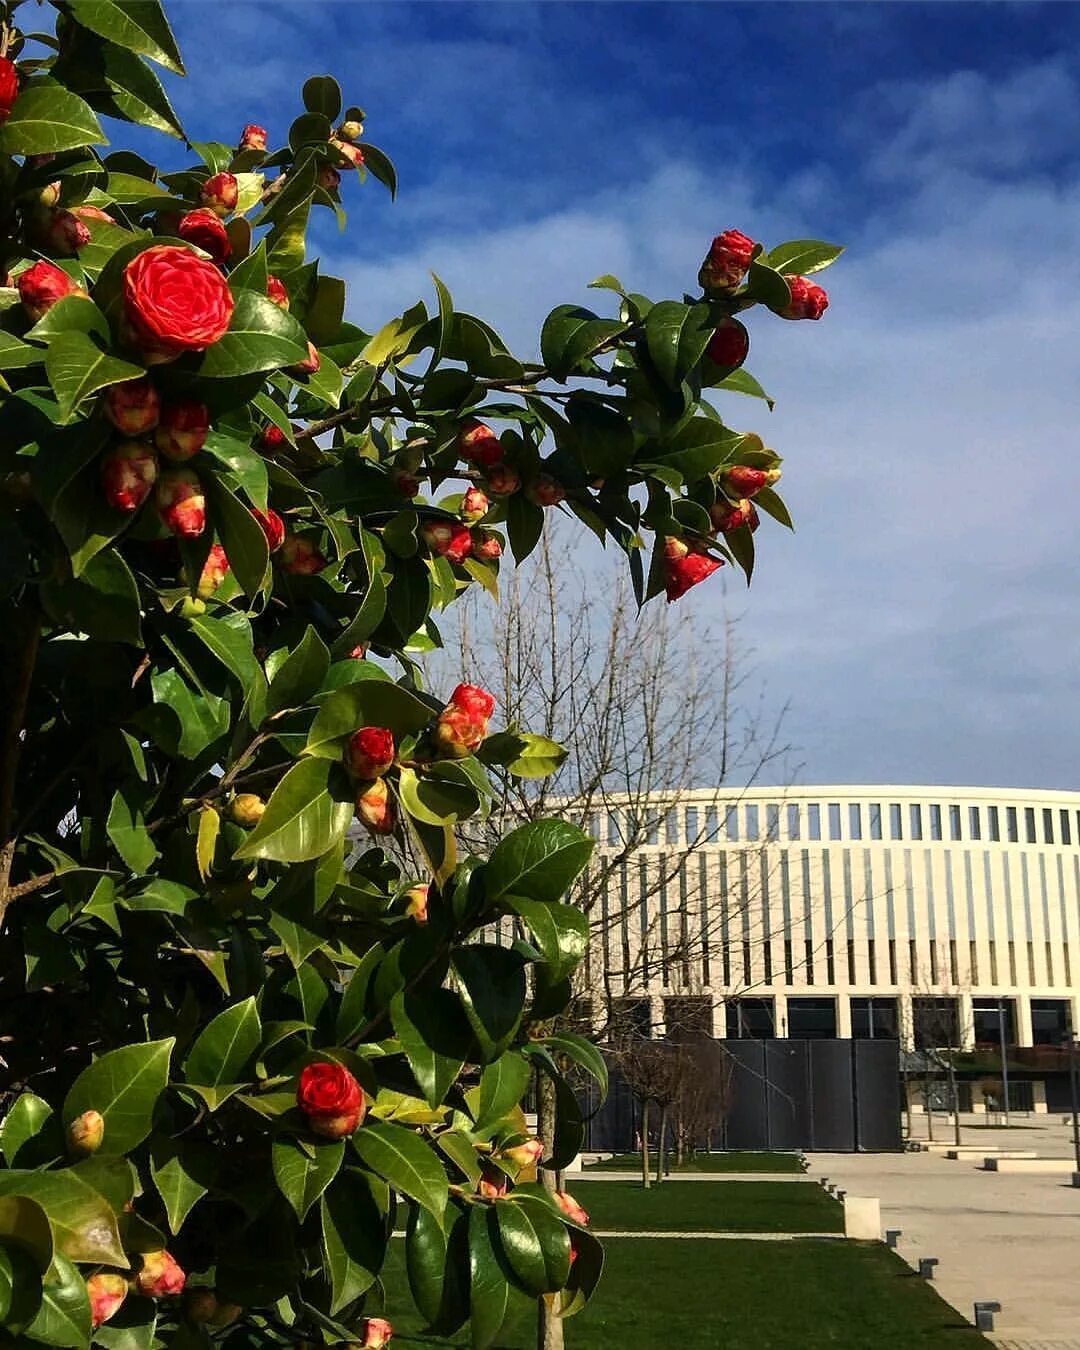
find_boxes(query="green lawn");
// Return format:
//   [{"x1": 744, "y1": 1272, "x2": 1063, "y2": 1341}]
[
  {"x1": 576, "y1": 1179, "x2": 843, "y2": 1233},
  {"x1": 380, "y1": 1238, "x2": 991, "y2": 1349},
  {"x1": 584, "y1": 1150, "x2": 805, "y2": 1173}
]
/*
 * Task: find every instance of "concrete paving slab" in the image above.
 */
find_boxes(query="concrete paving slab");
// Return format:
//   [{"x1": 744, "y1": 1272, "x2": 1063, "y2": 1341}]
[{"x1": 983, "y1": 1157, "x2": 1075, "y2": 1173}]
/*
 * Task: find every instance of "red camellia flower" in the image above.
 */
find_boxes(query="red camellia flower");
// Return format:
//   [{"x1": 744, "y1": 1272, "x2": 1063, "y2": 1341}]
[
  {"x1": 719, "y1": 464, "x2": 780, "y2": 499},
  {"x1": 472, "y1": 528, "x2": 503, "y2": 562},
  {"x1": 123, "y1": 245, "x2": 234, "y2": 359},
  {"x1": 344, "y1": 726, "x2": 395, "y2": 779},
  {"x1": 478, "y1": 1163, "x2": 510, "y2": 1201},
  {"x1": 280, "y1": 534, "x2": 326, "y2": 574},
  {"x1": 86, "y1": 1274, "x2": 127, "y2": 1329},
  {"x1": 554, "y1": 1191, "x2": 590, "y2": 1226},
  {"x1": 156, "y1": 400, "x2": 210, "y2": 461},
  {"x1": 200, "y1": 171, "x2": 238, "y2": 218},
  {"x1": 102, "y1": 442, "x2": 158, "y2": 513},
  {"x1": 404, "y1": 884, "x2": 429, "y2": 924},
  {"x1": 197, "y1": 543, "x2": 230, "y2": 598},
  {"x1": 529, "y1": 472, "x2": 565, "y2": 508},
  {"x1": 251, "y1": 507, "x2": 285, "y2": 552},
  {"x1": 706, "y1": 319, "x2": 750, "y2": 370},
  {"x1": 662, "y1": 536, "x2": 723, "y2": 603},
  {"x1": 239, "y1": 123, "x2": 268, "y2": 152},
  {"x1": 0, "y1": 56, "x2": 19, "y2": 124},
  {"x1": 356, "y1": 777, "x2": 396, "y2": 835},
  {"x1": 18, "y1": 260, "x2": 84, "y2": 322},
  {"x1": 359, "y1": 1317, "x2": 393, "y2": 1349},
  {"x1": 297, "y1": 1061, "x2": 366, "y2": 1138},
  {"x1": 434, "y1": 683, "x2": 495, "y2": 757},
  {"x1": 266, "y1": 275, "x2": 289, "y2": 308},
  {"x1": 710, "y1": 497, "x2": 759, "y2": 534},
  {"x1": 461, "y1": 486, "x2": 490, "y2": 522},
  {"x1": 177, "y1": 208, "x2": 231, "y2": 265},
  {"x1": 457, "y1": 419, "x2": 503, "y2": 468},
  {"x1": 777, "y1": 274, "x2": 829, "y2": 321},
  {"x1": 422, "y1": 520, "x2": 473, "y2": 565},
  {"x1": 40, "y1": 208, "x2": 90, "y2": 256},
  {"x1": 134, "y1": 1251, "x2": 186, "y2": 1299},
  {"x1": 485, "y1": 464, "x2": 520, "y2": 497},
  {"x1": 157, "y1": 469, "x2": 206, "y2": 538},
  {"x1": 699, "y1": 228, "x2": 756, "y2": 294},
  {"x1": 104, "y1": 377, "x2": 160, "y2": 437}
]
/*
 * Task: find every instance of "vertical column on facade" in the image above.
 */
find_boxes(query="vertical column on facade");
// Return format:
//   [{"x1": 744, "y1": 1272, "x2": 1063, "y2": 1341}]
[
  {"x1": 958, "y1": 992, "x2": 975, "y2": 1050},
  {"x1": 647, "y1": 994, "x2": 663, "y2": 1039},
  {"x1": 772, "y1": 991, "x2": 789, "y2": 1039},
  {"x1": 836, "y1": 992, "x2": 852, "y2": 1038},
  {"x1": 1014, "y1": 992, "x2": 1033, "y2": 1048},
  {"x1": 898, "y1": 991, "x2": 915, "y2": 1051}
]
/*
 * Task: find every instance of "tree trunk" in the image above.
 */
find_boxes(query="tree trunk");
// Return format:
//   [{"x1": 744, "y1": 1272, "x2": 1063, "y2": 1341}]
[
  {"x1": 656, "y1": 1103, "x2": 668, "y2": 1184},
  {"x1": 641, "y1": 1098, "x2": 651, "y2": 1189},
  {"x1": 949, "y1": 1058, "x2": 962, "y2": 1147},
  {"x1": 925, "y1": 1077, "x2": 935, "y2": 1141},
  {"x1": 536, "y1": 1072, "x2": 565, "y2": 1350}
]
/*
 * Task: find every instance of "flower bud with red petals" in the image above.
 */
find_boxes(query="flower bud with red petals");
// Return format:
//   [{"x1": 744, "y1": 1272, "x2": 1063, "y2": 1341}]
[
  {"x1": 252, "y1": 507, "x2": 285, "y2": 552},
  {"x1": 472, "y1": 529, "x2": 503, "y2": 562},
  {"x1": 776, "y1": 274, "x2": 829, "y2": 320},
  {"x1": 457, "y1": 419, "x2": 503, "y2": 468},
  {"x1": 501, "y1": 1138, "x2": 544, "y2": 1173},
  {"x1": 662, "y1": 536, "x2": 723, "y2": 603},
  {"x1": 461, "y1": 486, "x2": 489, "y2": 522},
  {"x1": 706, "y1": 319, "x2": 749, "y2": 370},
  {"x1": 291, "y1": 341, "x2": 321, "y2": 376},
  {"x1": 344, "y1": 726, "x2": 395, "y2": 779},
  {"x1": 698, "y1": 228, "x2": 756, "y2": 294},
  {"x1": 478, "y1": 1163, "x2": 510, "y2": 1201},
  {"x1": 356, "y1": 777, "x2": 396, "y2": 835},
  {"x1": 347, "y1": 643, "x2": 368, "y2": 660},
  {"x1": 405, "y1": 884, "x2": 429, "y2": 924},
  {"x1": 87, "y1": 1274, "x2": 127, "y2": 1328},
  {"x1": 156, "y1": 400, "x2": 210, "y2": 461},
  {"x1": 239, "y1": 124, "x2": 268, "y2": 152},
  {"x1": 67, "y1": 1109, "x2": 104, "y2": 1157},
  {"x1": 0, "y1": 56, "x2": 19, "y2": 125},
  {"x1": 422, "y1": 520, "x2": 473, "y2": 565},
  {"x1": 38, "y1": 208, "x2": 90, "y2": 256},
  {"x1": 434, "y1": 684, "x2": 495, "y2": 757},
  {"x1": 71, "y1": 203, "x2": 117, "y2": 226},
  {"x1": 710, "y1": 498, "x2": 759, "y2": 534},
  {"x1": 393, "y1": 468, "x2": 420, "y2": 497},
  {"x1": 554, "y1": 1191, "x2": 589, "y2": 1226},
  {"x1": 260, "y1": 424, "x2": 287, "y2": 452},
  {"x1": 485, "y1": 464, "x2": 520, "y2": 497},
  {"x1": 18, "y1": 260, "x2": 84, "y2": 321},
  {"x1": 134, "y1": 1250, "x2": 186, "y2": 1299},
  {"x1": 528, "y1": 473, "x2": 565, "y2": 507},
  {"x1": 317, "y1": 165, "x2": 342, "y2": 192},
  {"x1": 197, "y1": 543, "x2": 230, "y2": 598},
  {"x1": 339, "y1": 119, "x2": 364, "y2": 143},
  {"x1": 157, "y1": 469, "x2": 206, "y2": 538},
  {"x1": 280, "y1": 534, "x2": 327, "y2": 574},
  {"x1": 104, "y1": 377, "x2": 160, "y2": 437},
  {"x1": 358, "y1": 1317, "x2": 393, "y2": 1349},
  {"x1": 200, "y1": 172, "x2": 238, "y2": 218},
  {"x1": 719, "y1": 465, "x2": 780, "y2": 499},
  {"x1": 297, "y1": 1061, "x2": 366, "y2": 1138},
  {"x1": 102, "y1": 441, "x2": 157, "y2": 513},
  {"x1": 177, "y1": 208, "x2": 231, "y2": 264},
  {"x1": 331, "y1": 138, "x2": 364, "y2": 168},
  {"x1": 266, "y1": 275, "x2": 289, "y2": 308}
]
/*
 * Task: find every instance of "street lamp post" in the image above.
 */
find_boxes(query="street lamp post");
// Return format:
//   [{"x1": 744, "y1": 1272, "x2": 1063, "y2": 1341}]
[{"x1": 998, "y1": 999, "x2": 1011, "y2": 1128}]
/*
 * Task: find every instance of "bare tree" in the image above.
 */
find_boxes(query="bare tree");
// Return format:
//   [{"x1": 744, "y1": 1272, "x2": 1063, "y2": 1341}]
[{"x1": 611, "y1": 1034, "x2": 683, "y2": 1187}]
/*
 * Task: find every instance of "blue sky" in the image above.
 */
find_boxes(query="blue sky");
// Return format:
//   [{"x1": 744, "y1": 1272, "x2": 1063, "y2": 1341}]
[{"x1": 156, "y1": 1, "x2": 1080, "y2": 792}]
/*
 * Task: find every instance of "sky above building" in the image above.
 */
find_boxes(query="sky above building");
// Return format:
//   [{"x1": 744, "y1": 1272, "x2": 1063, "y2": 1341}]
[{"x1": 162, "y1": 1, "x2": 1080, "y2": 791}]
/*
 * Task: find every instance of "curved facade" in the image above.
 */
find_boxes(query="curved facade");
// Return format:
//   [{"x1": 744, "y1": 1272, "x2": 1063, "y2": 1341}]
[{"x1": 583, "y1": 785, "x2": 1080, "y2": 1057}]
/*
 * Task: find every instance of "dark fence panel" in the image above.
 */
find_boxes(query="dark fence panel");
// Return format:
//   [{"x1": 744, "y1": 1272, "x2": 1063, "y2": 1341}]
[
  {"x1": 854, "y1": 1039, "x2": 902, "y2": 1150},
  {"x1": 765, "y1": 1039, "x2": 811, "y2": 1150},
  {"x1": 808, "y1": 1039, "x2": 856, "y2": 1150},
  {"x1": 722, "y1": 1040, "x2": 768, "y2": 1150}
]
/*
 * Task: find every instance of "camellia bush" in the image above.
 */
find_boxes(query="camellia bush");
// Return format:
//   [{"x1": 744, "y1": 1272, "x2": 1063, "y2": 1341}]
[{"x1": 0, "y1": 3, "x2": 841, "y2": 1348}]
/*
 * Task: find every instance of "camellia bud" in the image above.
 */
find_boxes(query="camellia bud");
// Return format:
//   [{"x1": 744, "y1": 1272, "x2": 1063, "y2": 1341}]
[
  {"x1": 252, "y1": 507, "x2": 285, "y2": 552},
  {"x1": 478, "y1": 1162, "x2": 510, "y2": 1201},
  {"x1": 706, "y1": 318, "x2": 750, "y2": 371},
  {"x1": 260, "y1": 424, "x2": 287, "y2": 452},
  {"x1": 157, "y1": 469, "x2": 207, "y2": 538},
  {"x1": 777, "y1": 274, "x2": 829, "y2": 321},
  {"x1": 485, "y1": 465, "x2": 520, "y2": 497},
  {"x1": 155, "y1": 400, "x2": 210, "y2": 461},
  {"x1": 347, "y1": 643, "x2": 368, "y2": 660},
  {"x1": 710, "y1": 498, "x2": 759, "y2": 534},
  {"x1": 554, "y1": 1191, "x2": 589, "y2": 1226},
  {"x1": 339, "y1": 119, "x2": 364, "y2": 143},
  {"x1": 280, "y1": 534, "x2": 327, "y2": 574},
  {"x1": 331, "y1": 137, "x2": 365, "y2": 169},
  {"x1": 134, "y1": 1250, "x2": 187, "y2": 1299},
  {"x1": 461, "y1": 486, "x2": 489, "y2": 523},
  {"x1": 698, "y1": 228, "x2": 756, "y2": 294},
  {"x1": 501, "y1": 1137, "x2": 544, "y2": 1173},
  {"x1": 266, "y1": 275, "x2": 289, "y2": 309},
  {"x1": 177, "y1": 208, "x2": 231, "y2": 265},
  {"x1": 472, "y1": 528, "x2": 503, "y2": 562},
  {"x1": 87, "y1": 1273, "x2": 128, "y2": 1329},
  {"x1": 39, "y1": 208, "x2": 90, "y2": 256},
  {"x1": 357, "y1": 1317, "x2": 393, "y2": 1350},
  {"x1": 404, "y1": 884, "x2": 429, "y2": 924},
  {"x1": 344, "y1": 726, "x2": 395, "y2": 779},
  {"x1": 197, "y1": 543, "x2": 230, "y2": 598},
  {"x1": 297, "y1": 1061, "x2": 366, "y2": 1139},
  {"x1": 433, "y1": 683, "x2": 495, "y2": 758},
  {"x1": 317, "y1": 165, "x2": 342, "y2": 192},
  {"x1": 200, "y1": 171, "x2": 238, "y2": 218},
  {"x1": 0, "y1": 56, "x2": 20, "y2": 126},
  {"x1": 229, "y1": 793, "x2": 266, "y2": 828},
  {"x1": 662, "y1": 536, "x2": 723, "y2": 603},
  {"x1": 291, "y1": 340, "x2": 321, "y2": 376},
  {"x1": 356, "y1": 776, "x2": 396, "y2": 835},
  {"x1": 67, "y1": 1109, "x2": 105, "y2": 1157},
  {"x1": 102, "y1": 441, "x2": 158, "y2": 514},
  {"x1": 421, "y1": 520, "x2": 473, "y2": 565},
  {"x1": 719, "y1": 464, "x2": 781, "y2": 499},
  {"x1": 17, "y1": 259, "x2": 84, "y2": 322},
  {"x1": 104, "y1": 377, "x2": 160, "y2": 437},
  {"x1": 71, "y1": 203, "x2": 117, "y2": 226},
  {"x1": 528, "y1": 473, "x2": 565, "y2": 508},
  {"x1": 457, "y1": 419, "x2": 503, "y2": 468},
  {"x1": 392, "y1": 468, "x2": 420, "y2": 497},
  {"x1": 37, "y1": 180, "x2": 61, "y2": 208},
  {"x1": 239, "y1": 123, "x2": 268, "y2": 152}
]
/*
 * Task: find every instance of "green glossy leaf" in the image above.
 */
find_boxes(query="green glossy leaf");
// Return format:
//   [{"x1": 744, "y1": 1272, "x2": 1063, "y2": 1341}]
[
  {"x1": 0, "y1": 1172, "x2": 125, "y2": 1266},
  {"x1": 468, "y1": 1207, "x2": 519, "y2": 1350},
  {"x1": 0, "y1": 331, "x2": 42, "y2": 369},
  {"x1": 272, "y1": 1137, "x2": 344, "y2": 1220},
  {"x1": 198, "y1": 289, "x2": 309, "y2": 379},
  {"x1": 764, "y1": 239, "x2": 845, "y2": 275},
  {"x1": 25, "y1": 295, "x2": 110, "y2": 344},
  {"x1": 713, "y1": 366, "x2": 775, "y2": 409},
  {"x1": 565, "y1": 397, "x2": 635, "y2": 479},
  {"x1": 352, "y1": 1121, "x2": 448, "y2": 1220},
  {"x1": 0, "y1": 1093, "x2": 53, "y2": 1168},
  {"x1": 63, "y1": 1040, "x2": 173, "y2": 1157},
  {"x1": 305, "y1": 680, "x2": 436, "y2": 759},
  {"x1": 302, "y1": 75, "x2": 342, "y2": 121},
  {"x1": 485, "y1": 819, "x2": 593, "y2": 904},
  {"x1": 0, "y1": 78, "x2": 106, "y2": 155},
  {"x1": 505, "y1": 493, "x2": 544, "y2": 565},
  {"x1": 188, "y1": 611, "x2": 261, "y2": 687},
  {"x1": 754, "y1": 484, "x2": 794, "y2": 529},
  {"x1": 390, "y1": 989, "x2": 466, "y2": 1109},
  {"x1": 202, "y1": 430, "x2": 269, "y2": 510},
  {"x1": 321, "y1": 1170, "x2": 389, "y2": 1315},
  {"x1": 475, "y1": 1053, "x2": 531, "y2": 1133},
  {"x1": 0, "y1": 1193, "x2": 54, "y2": 1271},
  {"x1": 504, "y1": 898, "x2": 587, "y2": 984},
  {"x1": 267, "y1": 626, "x2": 330, "y2": 716},
  {"x1": 147, "y1": 667, "x2": 229, "y2": 760},
  {"x1": 23, "y1": 1253, "x2": 90, "y2": 1348},
  {"x1": 105, "y1": 786, "x2": 157, "y2": 873},
  {"x1": 745, "y1": 259, "x2": 792, "y2": 310},
  {"x1": 645, "y1": 300, "x2": 713, "y2": 389},
  {"x1": 398, "y1": 766, "x2": 479, "y2": 828},
  {"x1": 540, "y1": 305, "x2": 623, "y2": 381},
  {"x1": 67, "y1": 0, "x2": 185, "y2": 73},
  {"x1": 44, "y1": 331, "x2": 142, "y2": 423},
  {"x1": 361, "y1": 143, "x2": 398, "y2": 199},
  {"x1": 149, "y1": 1139, "x2": 215, "y2": 1234},
  {"x1": 452, "y1": 946, "x2": 527, "y2": 1063},
  {"x1": 205, "y1": 476, "x2": 270, "y2": 598},
  {"x1": 184, "y1": 997, "x2": 261, "y2": 1103},
  {"x1": 644, "y1": 417, "x2": 743, "y2": 482},
  {"x1": 541, "y1": 1031, "x2": 609, "y2": 1099},
  {"x1": 496, "y1": 1200, "x2": 569, "y2": 1294},
  {"x1": 0, "y1": 1240, "x2": 42, "y2": 1327},
  {"x1": 234, "y1": 757, "x2": 352, "y2": 864},
  {"x1": 95, "y1": 38, "x2": 185, "y2": 139}
]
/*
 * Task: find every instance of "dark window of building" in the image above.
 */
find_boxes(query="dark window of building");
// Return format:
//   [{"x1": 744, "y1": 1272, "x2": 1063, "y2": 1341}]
[
  {"x1": 929, "y1": 804, "x2": 943, "y2": 840},
  {"x1": 949, "y1": 805, "x2": 962, "y2": 841},
  {"x1": 787, "y1": 997, "x2": 837, "y2": 1039},
  {"x1": 1024, "y1": 807, "x2": 1037, "y2": 844},
  {"x1": 1060, "y1": 809, "x2": 1072, "y2": 846},
  {"x1": 910, "y1": 804, "x2": 923, "y2": 841},
  {"x1": 889, "y1": 803, "x2": 903, "y2": 840},
  {"x1": 808, "y1": 804, "x2": 821, "y2": 840},
  {"x1": 725, "y1": 997, "x2": 775, "y2": 1039},
  {"x1": 787, "y1": 803, "x2": 801, "y2": 840},
  {"x1": 869, "y1": 804, "x2": 883, "y2": 840},
  {"x1": 1030, "y1": 998, "x2": 1070, "y2": 1046},
  {"x1": 988, "y1": 806, "x2": 1000, "y2": 841},
  {"x1": 850, "y1": 997, "x2": 898, "y2": 1039},
  {"x1": 1006, "y1": 807, "x2": 1019, "y2": 843},
  {"x1": 610, "y1": 997, "x2": 653, "y2": 1040},
  {"x1": 566, "y1": 999, "x2": 594, "y2": 1036},
  {"x1": 972, "y1": 998, "x2": 1016, "y2": 1048},
  {"x1": 766, "y1": 803, "x2": 780, "y2": 840},
  {"x1": 849, "y1": 803, "x2": 862, "y2": 840},
  {"x1": 828, "y1": 803, "x2": 842, "y2": 840},
  {"x1": 663, "y1": 996, "x2": 713, "y2": 1041},
  {"x1": 968, "y1": 806, "x2": 981, "y2": 840},
  {"x1": 912, "y1": 996, "x2": 960, "y2": 1049},
  {"x1": 1042, "y1": 808, "x2": 1055, "y2": 845},
  {"x1": 745, "y1": 805, "x2": 759, "y2": 841}
]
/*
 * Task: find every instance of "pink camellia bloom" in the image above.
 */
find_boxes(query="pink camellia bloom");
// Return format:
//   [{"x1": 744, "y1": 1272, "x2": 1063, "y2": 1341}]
[
  {"x1": 344, "y1": 726, "x2": 395, "y2": 779},
  {"x1": 457, "y1": 419, "x2": 503, "y2": 468},
  {"x1": 710, "y1": 498, "x2": 759, "y2": 535},
  {"x1": 719, "y1": 464, "x2": 780, "y2": 499},
  {"x1": 698, "y1": 228, "x2": 756, "y2": 294},
  {"x1": 157, "y1": 469, "x2": 207, "y2": 538},
  {"x1": 123, "y1": 245, "x2": 234, "y2": 359},
  {"x1": 662, "y1": 536, "x2": 723, "y2": 603},
  {"x1": 404, "y1": 884, "x2": 429, "y2": 924},
  {"x1": 485, "y1": 464, "x2": 520, "y2": 497},
  {"x1": 104, "y1": 377, "x2": 160, "y2": 437},
  {"x1": 356, "y1": 777, "x2": 396, "y2": 835},
  {"x1": 67, "y1": 1109, "x2": 104, "y2": 1157},
  {"x1": 101, "y1": 441, "x2": 158, "y2": 514},
  {"x1": 461, "y1": 486, "x2": 489, "y2": 522},
  {"x1": 134, "y1": 1250, "x2": 187, "y2": 1299},
  {"x1": 297, "y1": 1060, "x2": 366, "y2": 1139},
  {"x1": 705, "y1": 319, "x2": 750, "y2": 370},
  {"x1": 86, "y1": 1273, "x2": 128, "y2": 1328},
  {"x1": 0, "y1": 55, "x2": 19, "y2": 125},
  {"x1": 291, "y1": 340, "x2": 321, "y2": 376},
  {"x1": 501, "y1": 1137, "x2": 544, "y2": 1172},
  {"x1": 332, "y1": 137, "x2": 364, "y2": 169},
  {"x1": 266, "y1": 275, "x2": 289, "y2": 308},
  {"x1": 18, "y1": 259, "x2": 84, "y2": 321},
  {"x1": 40, "y1": 208, "x2": 90, "y2": 256},
  {"x1": 358, "y1": 1317, "x2": 393, "y2": 1349},
  {"x1": 177, "y1": 208, "x2": 231, "y2": 265},
  {"x1": 200, "y1": 171, "x2": 238, "y2": 218},
  {"x1": 280, "y1": 534, "x2": 327, "y2": 575},
  {"x1": 478, "y1": 1163, "x2": 510, "y2": 1201},
  {"x1": 155, "y1": 400, "x2": 210, "y2": 461},
  {"x1": 252, "y1": 507, "x2": 286, "y2": 552},
  {"x1": 777, "y1": 274, "x2": 829, "y2": 321},
  {"x1": 528, "y1": 473, "x2": 565, "y2": 508},
  {"x1": 554, "y1": 1191, "x2": 589, "y2": 1226},
  {"x1": 472, "y1": 528, "x2": 503, "y2": 562},
  {"x1": 422, "y1": 520, "x2": 473, "y2": 565},
  {"x1": 239, "y1": 123, "x2": 268, "y2": 152},
  {"x1": 433, "y1": 684, "x2": 495, "y2": 758},
  {"x1": 197, "y1": 544, "x2": 230, "y2": 599}
]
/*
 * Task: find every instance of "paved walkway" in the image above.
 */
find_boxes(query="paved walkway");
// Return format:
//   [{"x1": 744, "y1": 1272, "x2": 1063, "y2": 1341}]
[
  {"x1": 809, "y1": 1120, "x2": 1080, "y2": 1341},
  {"x1": 577, "y1": 1171, "x2": 808, "y2": 1182},
  {"x1": 593, "y1": 1229, "x2": 839, "y2": 1240}
]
